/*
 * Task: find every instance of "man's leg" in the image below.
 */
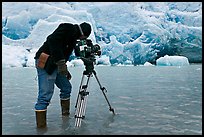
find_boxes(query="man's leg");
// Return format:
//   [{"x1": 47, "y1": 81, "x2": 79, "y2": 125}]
[
  {"x1": 55, "y1": 74, "x2": 72, "y2": 116},
  {"x1": 35, "y1": 66, "x2": 57, "y2": 128}
]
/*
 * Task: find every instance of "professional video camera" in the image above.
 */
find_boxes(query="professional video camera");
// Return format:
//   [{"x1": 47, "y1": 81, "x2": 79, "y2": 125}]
[{"x1": 75, "y1": 39, "x2": 101, "y2": 74}]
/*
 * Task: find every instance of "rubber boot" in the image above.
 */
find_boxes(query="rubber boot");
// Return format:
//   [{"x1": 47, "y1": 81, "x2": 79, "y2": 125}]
[
  {"x1": 60, "y1": 99, "x2": 70, "y2": 116},
  {"x1": 35, "y1": 110, "x2": 47, "y2": 128}
]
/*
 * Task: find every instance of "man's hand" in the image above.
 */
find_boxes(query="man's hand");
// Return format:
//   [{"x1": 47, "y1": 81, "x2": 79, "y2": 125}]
[{"x1": 56, "y1": 59, "x2": 71, "y2": 80}]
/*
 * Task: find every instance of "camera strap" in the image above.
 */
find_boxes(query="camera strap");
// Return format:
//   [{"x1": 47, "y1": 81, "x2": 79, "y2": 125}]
[{"x1": 78, "y1": 25, "x2": 84, "y2": 36}]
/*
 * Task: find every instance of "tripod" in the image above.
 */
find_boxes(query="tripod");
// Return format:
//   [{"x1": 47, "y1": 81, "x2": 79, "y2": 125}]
[{"x1": 74, "y1": 62, "x2": 115, "y2": 127}]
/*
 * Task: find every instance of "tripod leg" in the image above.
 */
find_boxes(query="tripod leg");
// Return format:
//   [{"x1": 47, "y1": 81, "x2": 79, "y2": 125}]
[
  {"x1": 75, "y1": 74, "x2": 85, "y2": 108},
  {"x1": 75, "y1": 96, "x2": 85, "y2": 127},
  {"x1": 74, "y1": 74, "x2": 91, "y2": 127},
  {"x1": 75, "y1": 75, "x2": 84, "y2": 108},
  {"x1": 75, "y1": 95, "x2": 88, "y2": 127},
  {"x1": 92, "y1": 70, "x2": 115, "y2": 115}
]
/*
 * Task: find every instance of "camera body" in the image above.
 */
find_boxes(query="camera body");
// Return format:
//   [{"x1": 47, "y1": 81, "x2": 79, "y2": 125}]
[
  {"x1": 75, "y1": 39, "x2": 101, "y2": 74},
  {"x1": 75, "y1": 39, "x2": 101, "y2": 58}
]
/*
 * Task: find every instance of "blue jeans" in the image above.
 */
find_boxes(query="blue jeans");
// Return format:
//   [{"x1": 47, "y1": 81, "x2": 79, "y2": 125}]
[{"x1": 35, "y1": 59, "x2": 72, "y2": 110}]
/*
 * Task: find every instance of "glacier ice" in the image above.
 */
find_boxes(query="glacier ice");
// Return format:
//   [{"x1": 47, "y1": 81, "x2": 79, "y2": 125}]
[
  {"x1": 2, "y1": 2, "x2": 202, "y2": 67},
  {"x1": 156, "y1": 55, "x2": 189, "y2": 66}
]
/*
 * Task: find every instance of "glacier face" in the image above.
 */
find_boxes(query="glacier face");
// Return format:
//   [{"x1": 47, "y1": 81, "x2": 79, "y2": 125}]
[{"x1": 2, "y1": 2, "x2": 202, "y2": 67}]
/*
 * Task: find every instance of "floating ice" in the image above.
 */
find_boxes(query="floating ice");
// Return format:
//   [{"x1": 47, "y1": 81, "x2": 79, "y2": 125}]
[{"x1": 156, "y1": 55, "x2": 189, "y2": 66}]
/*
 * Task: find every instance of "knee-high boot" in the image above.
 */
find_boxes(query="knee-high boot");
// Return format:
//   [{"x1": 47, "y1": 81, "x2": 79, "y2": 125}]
[
  {"x1": 60, "y1": 99, "x2": 70, "y2": 116},
  {"x1": 35, "y1": 110, "x2": 47, "y2": 128}
]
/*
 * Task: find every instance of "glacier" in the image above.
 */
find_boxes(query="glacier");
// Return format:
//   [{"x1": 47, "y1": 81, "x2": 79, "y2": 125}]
[{"x1": 2, "y1": 2, "x2": 202, "y2": 67}]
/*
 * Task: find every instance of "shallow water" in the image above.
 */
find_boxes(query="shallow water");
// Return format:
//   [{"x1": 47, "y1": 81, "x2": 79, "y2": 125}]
[{"x1": 2, "y1": 64, "x2": 202, "y2": 135}]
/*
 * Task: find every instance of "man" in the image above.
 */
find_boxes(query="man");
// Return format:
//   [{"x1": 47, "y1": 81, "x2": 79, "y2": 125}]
[{"x1": 34, "y1": 22, "x2": 92, "y2": 128}]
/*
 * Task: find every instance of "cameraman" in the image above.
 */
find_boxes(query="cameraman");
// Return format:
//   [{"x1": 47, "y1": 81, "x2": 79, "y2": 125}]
[{"x1": 34, "y1": 22, "x2": 92, "y2": 128}]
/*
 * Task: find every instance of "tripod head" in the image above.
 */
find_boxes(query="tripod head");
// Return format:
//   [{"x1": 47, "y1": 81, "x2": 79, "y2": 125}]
[{"x1": 81, "y1": 56, "x2": 95, "y2": 75}]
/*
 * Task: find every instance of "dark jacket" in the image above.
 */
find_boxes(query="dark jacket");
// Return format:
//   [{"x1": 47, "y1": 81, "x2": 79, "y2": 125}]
[
  {"x1": 34, "y1": 23, "x2": 81, "y2": 74},
  {"x1": 35, "y1": 23, "x2": 81, "y2": 62}
]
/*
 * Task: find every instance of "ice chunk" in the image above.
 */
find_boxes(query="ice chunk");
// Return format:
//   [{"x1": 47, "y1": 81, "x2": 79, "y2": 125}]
[{"x1": 156, "y1": 55, "x2": 189, "y2": 66}]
